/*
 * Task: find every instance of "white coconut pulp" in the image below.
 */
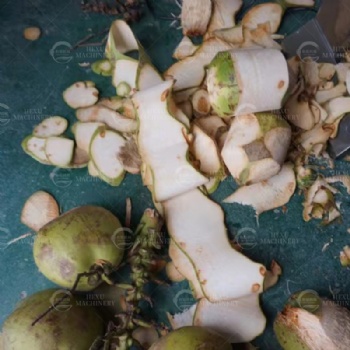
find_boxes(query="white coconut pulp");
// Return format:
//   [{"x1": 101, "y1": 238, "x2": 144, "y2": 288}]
[
  {"x1": 133, "y1": 80, "x2": 208, "y2": 202},
  {"x1": 206, "y1": 49, "x2": 289, "y2": 117},
  {"x1": 164, "y1": 188, "x2": 266, "y2": 302},
  {"x1": 181, "y1": 0, "x2": 212, "y2": 37}
]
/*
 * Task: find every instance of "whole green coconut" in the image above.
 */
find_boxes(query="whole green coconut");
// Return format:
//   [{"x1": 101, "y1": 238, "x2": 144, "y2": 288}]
[
  {"x1": 33, "y1": 206, "x2": 125, "y2": 291},
  {"x1": 1, "y1": 289, "x2": 104, "y2": 350},
  {"x1": 149, "y1": 326, "x2": 232, "y2": 350}
]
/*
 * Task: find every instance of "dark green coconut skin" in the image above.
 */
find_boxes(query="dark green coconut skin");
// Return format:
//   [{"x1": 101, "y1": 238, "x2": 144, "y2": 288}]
[
  {"x1": 2, "y1": 289, "x2": 104, "y2": 350},
  {"x1": 33, "y1": 206, "x2": 125, "y2": 291},
  {"x1": 149, "y1": 326, "x2": 232, "y2": 350}
]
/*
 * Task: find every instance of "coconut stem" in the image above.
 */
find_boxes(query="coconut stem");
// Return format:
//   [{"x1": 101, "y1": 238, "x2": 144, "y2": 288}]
[{"x1": 99, "y1": 209, "x2": 164, "y2": 348}]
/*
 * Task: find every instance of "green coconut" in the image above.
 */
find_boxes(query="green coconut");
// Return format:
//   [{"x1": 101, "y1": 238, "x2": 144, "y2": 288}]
[
  {"x1": 1, "y1": 289, "x2": 104, "y2": 350},
  {"x1": 207, "y1": 51, "x2": 240, "y2": 118},
  {"x1": 33, "y1": 206, "x2": 125, "y2": 291},
  {"x1": 149, "y1": 326, "x2": 232, "y2": 350},
  {"x1": 274, "y1": 291, "x2": 350, "y2": 349}
]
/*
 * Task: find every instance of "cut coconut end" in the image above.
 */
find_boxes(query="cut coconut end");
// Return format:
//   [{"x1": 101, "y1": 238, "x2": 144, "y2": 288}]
[
  {"x1": 113, "y1": 59, "x2": 138, "y2": 91},
  {"x1": 73, "y1": 122, "x2": 105, "y2": 153},
  {"x1": 164, "y1": 38, "x2": 234, "y2": 91},
  {"x1": 76, "y1": 105, "x2": 137, "y2": 133},
  {"x1": 206, "y1": 0, "x2": 243, "y2": 35},
  {"x1": 224, "y1": 164, "x2": 296, "y2": 215},
  {"x1": 22, "y1": 136, "x2": 50, "y2": 164},
  {"x1": 21, "y1": 191, "x2": 60, "y2": 232},
  {"x1": 117, "y1": 138, "x2": 142, "y2": 175},
  {"x1": 164, "y1": 189, "x2": 266, "y2": 302},
  {"x1": 33, "y1": 116, "x2": 68, "y2": 138},
  {"x1": 191, "y1": 124, "x2": 222, "y2": 177},
  {"x1": 105, "y1": 19, "x2": 139, "y2": 60},
  {"x1": 181, "y1": 0, "x2": 212, "y2": 37},
  {"x1": 45, "y1": 137, "x2": 75, "y2": 167},
  {"x1": 166, "y1": 261, "x2": 185, "y2": 282},
  {"x1": 133, "y1": 80, "x2": 208, "y2": 202},
  {"x1": 90, "y1": 127, "x2": 126, "y2": 186},
  {"x1": 173, "y1": 36, "x2": 198, "y2": 60},
  {"x1": 63, "y1": 81, "x2": 99, "y2": 109},
  {"x1": 191, "y1": 89, "x2": 211, "y2": 117},
  {"x1": 193, "y1": 295, "x2": 266, "y2": 343},
  {"x1": 242, "y1": 3, "x2": 283, "y2": 34},
  {"x1": 91, "y1": 59, "x2": 113, "y2": 76}
]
